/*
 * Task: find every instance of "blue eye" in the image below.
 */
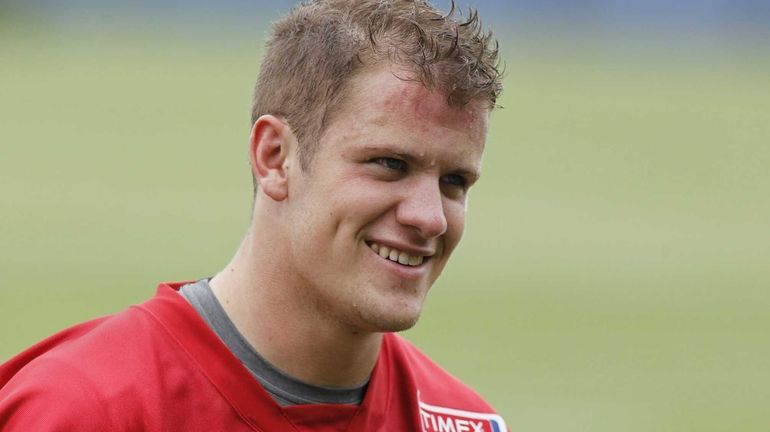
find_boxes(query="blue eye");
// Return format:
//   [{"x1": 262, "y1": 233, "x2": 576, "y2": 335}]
[
  {"x1": 374, "y1": 157, "x2": 407, "y2": 172},
  {"x1": 441, "y1": 173, "x2": 467, "y2": 188}
]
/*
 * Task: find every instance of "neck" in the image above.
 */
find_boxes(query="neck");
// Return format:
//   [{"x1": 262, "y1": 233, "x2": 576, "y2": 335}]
[{"x1": 209, "y1": 225, "x2": 382, "y2": 388}]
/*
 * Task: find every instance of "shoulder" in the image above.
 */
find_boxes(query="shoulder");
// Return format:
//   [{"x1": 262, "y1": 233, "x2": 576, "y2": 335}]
[
  {"x1": 0, "y1": 347, "x2": 116, "y2": 431},
  {"x1": 382, "y1": 334, "x2": 509, "y2": 432},
  {"x1": 0, "y1": 312, "x2": 142, "y2": 431},
  {"x1": 0, "y1": 290, "x2": 202, "y2": 431},
  {"x1": 383, "y1": 333, "x2": 496, "y2": 409}
]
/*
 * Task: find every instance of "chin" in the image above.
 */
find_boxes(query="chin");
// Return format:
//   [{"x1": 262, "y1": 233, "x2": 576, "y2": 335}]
[
  {"x1": 357, "y1": 307, "x2": 423, "y2": 333},
  {"x1": 379, "y1": 318, "x2": 420, "y2": 333},
  {"x1": 347, "y1": 279, "x2": 431, "y2": 333}
]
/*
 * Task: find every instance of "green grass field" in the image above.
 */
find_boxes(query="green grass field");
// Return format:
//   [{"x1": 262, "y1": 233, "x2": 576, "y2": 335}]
[{"x1": 2, "y1": 21, "x2": 769, "y2": 431}]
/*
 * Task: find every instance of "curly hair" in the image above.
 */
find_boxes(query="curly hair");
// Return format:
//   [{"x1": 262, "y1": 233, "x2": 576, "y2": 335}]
[{"x1": 251, "y1": 0, "x2": 503, "y2": 171}]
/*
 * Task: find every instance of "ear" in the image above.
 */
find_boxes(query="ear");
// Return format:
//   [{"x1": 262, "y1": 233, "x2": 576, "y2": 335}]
[{"x1": 249, "y1": 115, "x2": 294, "y2": 201}]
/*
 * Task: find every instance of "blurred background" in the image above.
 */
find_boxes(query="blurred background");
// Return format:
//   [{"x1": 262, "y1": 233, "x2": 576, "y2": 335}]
[{"x1": 1, "y1": 1, "x2": 769, "y2": 430}]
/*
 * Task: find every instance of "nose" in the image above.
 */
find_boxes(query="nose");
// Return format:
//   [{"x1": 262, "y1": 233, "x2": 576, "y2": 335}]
[{"x1": 395, "y1": 177, "x2": 448, "y2": 239}]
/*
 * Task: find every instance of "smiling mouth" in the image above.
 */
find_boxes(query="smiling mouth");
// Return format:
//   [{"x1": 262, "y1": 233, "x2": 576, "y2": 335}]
[{"x1": 366, "y1": 241, "x2": 429, "y2": 267}]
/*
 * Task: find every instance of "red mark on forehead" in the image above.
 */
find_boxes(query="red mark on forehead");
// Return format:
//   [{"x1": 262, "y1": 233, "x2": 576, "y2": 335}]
[
  {"x1": 375, "y1": 79, "x2": 485, "y2": 135},
  {"x1": 340, "y1": 66, "x2": 488, "y2": 141}
]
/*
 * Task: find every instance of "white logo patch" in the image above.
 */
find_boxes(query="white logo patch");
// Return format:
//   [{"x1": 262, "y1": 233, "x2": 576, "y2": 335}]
[{"x1": 417, "y1": 392, "x2": 507, "y2": 432}]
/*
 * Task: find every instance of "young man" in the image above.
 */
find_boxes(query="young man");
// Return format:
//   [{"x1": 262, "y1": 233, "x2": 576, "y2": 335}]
[{"x1": 0, "y1": 1, "x2": 505, "y2": 430}]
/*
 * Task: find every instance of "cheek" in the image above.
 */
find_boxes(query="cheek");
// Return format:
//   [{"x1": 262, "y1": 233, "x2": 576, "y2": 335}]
[
  {"x1": 442, "y1": 201, "x2": 467, "y2": 252},
  {"x1": 302, "y1": 178, "x2": 399, "y2": 250},
  {"x1": 337, "y1": 178, "x2": 400, "y2": 216}
]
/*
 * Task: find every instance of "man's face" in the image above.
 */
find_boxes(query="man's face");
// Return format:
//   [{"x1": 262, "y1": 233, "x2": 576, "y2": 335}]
[{"x1": 282, "y1": 66, "x2": 488, "y2": 334}]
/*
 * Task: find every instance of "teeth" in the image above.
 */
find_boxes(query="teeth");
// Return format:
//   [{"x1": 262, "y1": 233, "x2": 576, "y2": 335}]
[
  {"x1": 389, "y1": 249, "x2": 399, "y2": 261},
  {"x1": 368, "y1": 242, "x2": 426, "y2": 267}
]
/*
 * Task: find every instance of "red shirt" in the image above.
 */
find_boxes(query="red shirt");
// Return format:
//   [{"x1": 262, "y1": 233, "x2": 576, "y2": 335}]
[{"x1": 0, "y1": 282, "x2": 507, "y2": 431}]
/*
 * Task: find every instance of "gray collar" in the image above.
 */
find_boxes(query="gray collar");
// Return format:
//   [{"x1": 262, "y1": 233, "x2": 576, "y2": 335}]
[{"x1": 179, "y1": 279, "x2": 369, "y2": 406}]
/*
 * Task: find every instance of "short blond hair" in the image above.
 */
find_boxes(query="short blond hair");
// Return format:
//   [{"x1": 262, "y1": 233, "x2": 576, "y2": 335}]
[{"x1": 251, "y1": 0, "x2": 503, "y2": 170}]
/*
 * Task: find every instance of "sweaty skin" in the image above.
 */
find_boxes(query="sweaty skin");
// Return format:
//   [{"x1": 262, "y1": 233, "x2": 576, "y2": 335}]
[{"x1": 210, "y1": 66, "x2": 488, "y2": 388}]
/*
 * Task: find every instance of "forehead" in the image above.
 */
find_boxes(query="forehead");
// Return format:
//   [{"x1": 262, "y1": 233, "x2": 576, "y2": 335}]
[{"x1": 341, "y1": 66, "x2": 488, "y2": 137}]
